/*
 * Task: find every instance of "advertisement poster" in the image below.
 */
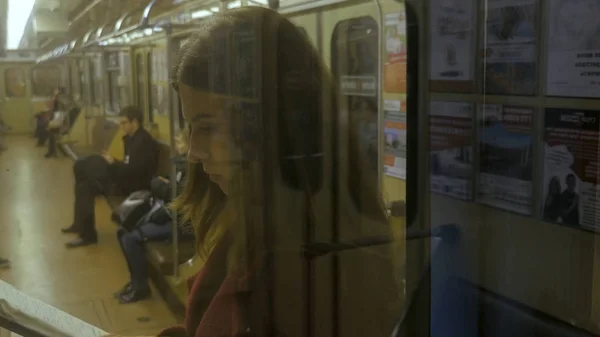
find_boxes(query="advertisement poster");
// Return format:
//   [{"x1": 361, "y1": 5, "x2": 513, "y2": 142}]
[
  {"x1": 429, "y1": 0, "x2": 474, "y2": 82},
  {"x1": 483, "y1": 0, "x2": 537, "y2": 95},
  {"x1": 429, "y1": 101, "x2": 473, "y2": 200},
  {"x1": 543, "y1": 108, "x2": 600, "y2": 232},
  {"x1": 384, "y1": 12, "x2": 407, "y2": 93},
  {"x1": 383, "y1": 100, "x2": 407, "y2": 179},
  {"x1": 546, "y1": 0, "x2": 600, "y2": 98},
  {"x1": 478, "y1": 104, "x2": 533, "y2": 215}
]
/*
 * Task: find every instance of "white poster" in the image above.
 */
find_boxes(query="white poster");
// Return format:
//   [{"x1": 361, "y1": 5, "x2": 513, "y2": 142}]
[
  {"x1": 546, "y1": 0, "x2": 600, "y2": 98},
  {"x1": 429, "y1": 0, "x2": 474, "y2": 81},
  {"x1": 384, "y1": 100, "x2": 406, "y2": 179},
  {"x1": 483, "y1": 0, "x2": 538, "y2": 95}
]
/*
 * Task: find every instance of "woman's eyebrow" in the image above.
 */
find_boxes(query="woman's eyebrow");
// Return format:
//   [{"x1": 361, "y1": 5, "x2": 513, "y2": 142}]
[{"x1": 192, "y1": 113, "x2": 214, "y2": 123}]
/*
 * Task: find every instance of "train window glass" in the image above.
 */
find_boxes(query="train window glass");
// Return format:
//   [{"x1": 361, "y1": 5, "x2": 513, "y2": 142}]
[
  {"x1": 147, "y1": 51, "x2": 154, "y2": 123},
  {"x1": 5, "y1": 68, "x2": 26, "y2": 97},
  {"x1": 78, "y1": 59, "x2": 86, "y2": 102},
  {"x1": 31, "y1": 66, "x2": 61, "y2": 97},
  {"x1": 176, "y1": 38, "x2": 189, "y2": 130},
  {"x1": 135, "y1": 54, "x2": 146, "y2": 117},
  {"x1": 331, "y1": 17, "x2": 380, "y2": 214},
  {"x1": 89, "y1": 60, "x2": 97, "y2": 105},
  {"x1": 107, "y1": 72, "x2": 120, "y2": 114},
  {"x1": 93, "y1": 56, "x2": 103, "y2": 105},
  {"x1": 119, "y1": 52, "x2": 132, "y2": 108},
  {"x1": 107, "y1": 52, "x2": 120, "y2": 114}
]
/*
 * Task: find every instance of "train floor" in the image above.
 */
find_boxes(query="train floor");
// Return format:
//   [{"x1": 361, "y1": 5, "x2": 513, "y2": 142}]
[{"x1": 0, "y1": 135, "x2": 178, "y2": 336}]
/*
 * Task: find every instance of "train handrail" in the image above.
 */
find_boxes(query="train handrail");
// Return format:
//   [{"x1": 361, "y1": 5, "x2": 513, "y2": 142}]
[{"x1": 303, "y1": 223, "x2": 459, "y2": 258}]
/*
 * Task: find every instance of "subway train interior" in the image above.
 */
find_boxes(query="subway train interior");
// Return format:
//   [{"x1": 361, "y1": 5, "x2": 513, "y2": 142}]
[{"x1": 0, "y1": 0, "x2": 599, "y2": 336}]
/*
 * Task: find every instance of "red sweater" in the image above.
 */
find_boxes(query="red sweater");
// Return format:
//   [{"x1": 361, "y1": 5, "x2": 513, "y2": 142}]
[{"x1": 158, "y1": 234, "x2": 251, "y2": 337}]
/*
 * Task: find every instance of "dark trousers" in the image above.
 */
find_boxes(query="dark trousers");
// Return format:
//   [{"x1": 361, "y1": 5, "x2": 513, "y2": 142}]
[
  {"x1": 47, "y1": 129, "x2": 58, "y2": 155},
  {"x1": 72, "y1": 155, "x2": 119, "y2": 241},
  {"x1": 117, "y1": 221, "x2": 172, "y2": 290},
  {"x1": 36, "y1": 125, "x2": 48, "y2": 145}
]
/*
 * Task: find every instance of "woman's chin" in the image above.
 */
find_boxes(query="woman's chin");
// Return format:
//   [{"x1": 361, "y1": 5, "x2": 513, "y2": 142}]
[{"x1": 210, "y1": 175, "x2": 229, "y2": 195}]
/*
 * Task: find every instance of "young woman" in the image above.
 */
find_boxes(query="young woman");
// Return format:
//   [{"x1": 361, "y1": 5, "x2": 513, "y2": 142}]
[{"x1": 107, "y1": 6, "x2": 391, "y2": 337}]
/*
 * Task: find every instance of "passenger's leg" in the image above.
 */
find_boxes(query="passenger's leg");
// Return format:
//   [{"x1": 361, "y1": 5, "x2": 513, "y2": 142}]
[
  {"x1": 65, "y1": 180, "x2": 100, "y2": 248},
  {"x1": 118, "y1": 222, "x2": 172, "y2": 303},
  {"x1": 64, "y1": 156, "x2": 109, "y2": 234},
  {"x1": 114, "y1": 228, "x2": 133, "y2": 298},
  {"x1": 45, "y1": 129, "x2": 57, "y2": 157},
  {"x1": 118, "y1": 230, "x2": 151, "y2": 303}
]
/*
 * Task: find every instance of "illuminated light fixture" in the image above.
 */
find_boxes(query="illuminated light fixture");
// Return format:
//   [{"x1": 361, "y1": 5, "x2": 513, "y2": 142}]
[
  {"x1": 7, "y1": 0, "x2": 35, "y2": 49},
  {"x1": 153, "y1": 26, "x2": 163, "y2": 32},
  {"x1": 250, "y1": 0, "x2": 268, "y2": 5},
  {"x1": 143, "y1": 28, "x2": 153, "y2": 36},
  {"x1": 228, "y1": 1, "x2": 242, "y2": 8},
  {"x1": 191, "y1": 10, "x2": 213, "y2": 19},
  {"x1": 211, "y1": 6, "x2": 219, "y2": 12}
]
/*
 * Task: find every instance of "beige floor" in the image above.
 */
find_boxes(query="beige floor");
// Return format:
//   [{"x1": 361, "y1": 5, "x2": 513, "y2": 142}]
[{"x1": 0, "y1": 136, "x2": 177, "y2": 336}]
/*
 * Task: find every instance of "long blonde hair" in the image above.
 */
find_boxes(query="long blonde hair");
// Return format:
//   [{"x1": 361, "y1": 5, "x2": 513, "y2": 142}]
[{"x1": 171, "y1": 7, "x2": 388, "y2": 275}]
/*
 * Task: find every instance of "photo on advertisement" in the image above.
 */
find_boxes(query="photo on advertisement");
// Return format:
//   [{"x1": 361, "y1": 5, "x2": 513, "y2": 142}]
[
  {"x1": 543, "y1": 108, "x2": 600, "y2": 232},
  {"x1": 429, "y1": 101, "x2": 473, "y2": 200},
  {"x1": 483, "y1": 0, "x2": 538, "y2": 95},
  {"x1": 477, "y1": 104, "x2": 533, "y2": 215}
]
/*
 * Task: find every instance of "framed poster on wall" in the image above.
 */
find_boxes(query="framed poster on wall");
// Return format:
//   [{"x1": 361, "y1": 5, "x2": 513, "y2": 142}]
[
  {"x1": 482, "y1": 0, "x2": 538, "y2": 95},
  {"x1": 546, "y1": 0, "x2": 600, "y2": 98},
  {"x1": 429, "y1": 0, "x2": 475, "y2": 92},
  {"x1": 429, "y1": 101, "x2": 474, "y2": 200},
  {"x1": 543, "y1": 108, "x2": 600, "y2": 232},
  {"x1": 477, "y1": 104, "x2": 533, "y2": 215}
]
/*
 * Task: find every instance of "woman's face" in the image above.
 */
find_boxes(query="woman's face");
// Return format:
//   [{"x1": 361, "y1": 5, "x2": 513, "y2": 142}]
[{"x1": 179, "y1": 83, "x2": 237, "y2": 194}]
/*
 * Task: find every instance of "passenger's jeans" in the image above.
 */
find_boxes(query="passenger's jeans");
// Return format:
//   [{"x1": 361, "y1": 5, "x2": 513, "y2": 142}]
[{"x1": 117, "y1": 221, "x2": 173, "y2": 290}]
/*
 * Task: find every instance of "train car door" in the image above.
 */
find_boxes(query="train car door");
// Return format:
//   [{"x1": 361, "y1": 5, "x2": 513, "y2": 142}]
[
  {"x1": 0, "y1": 63, "x2": 33, "y2": 133},
  {"x1": 323, "y1": 2, "x2": 406, "y2": 337}
]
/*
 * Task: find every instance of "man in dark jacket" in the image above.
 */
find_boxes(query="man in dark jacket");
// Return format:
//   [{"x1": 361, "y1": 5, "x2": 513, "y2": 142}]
[{"x1": 62, "y1": 106, "x2": 159, "y2": 248}]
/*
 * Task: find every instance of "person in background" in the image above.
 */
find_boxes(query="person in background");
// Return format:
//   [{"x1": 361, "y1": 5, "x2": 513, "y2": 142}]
[
  {"x1": 45, "y1": 91, "x2": 71, "y2": 158},
  {"x1": 36, "y1": 87, "x2": 63, "y2": 147},
  {"x1": 114, "y1": 133, "x2": 196, "y2": 303},
  {"x1": 62, "y1": 106, "x2": 159, "y2": 248},
  {"x1": 560, "y1": 173, "x2": 580, "y2": 226}
]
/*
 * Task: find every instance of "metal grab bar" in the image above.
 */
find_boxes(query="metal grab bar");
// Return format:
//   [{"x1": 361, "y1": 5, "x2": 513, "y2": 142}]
[{"x1": 303, "y1": 223, "x2": 460, "y2": 258}]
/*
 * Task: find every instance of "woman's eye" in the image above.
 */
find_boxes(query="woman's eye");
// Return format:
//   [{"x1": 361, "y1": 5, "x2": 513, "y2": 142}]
[{"x1": 196, "y1": 125, "x2": 216, "y2": 132}]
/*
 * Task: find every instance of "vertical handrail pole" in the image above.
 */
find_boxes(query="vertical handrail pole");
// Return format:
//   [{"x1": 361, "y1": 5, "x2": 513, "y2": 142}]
[{"x1": 165, "y1": 23, "x2": 180, "y2": 278}]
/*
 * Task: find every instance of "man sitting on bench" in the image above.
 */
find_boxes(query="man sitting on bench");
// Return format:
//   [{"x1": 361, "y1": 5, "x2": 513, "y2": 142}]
[{"x1": 62, "y1": 106, "x2": 159, "y2": 248}]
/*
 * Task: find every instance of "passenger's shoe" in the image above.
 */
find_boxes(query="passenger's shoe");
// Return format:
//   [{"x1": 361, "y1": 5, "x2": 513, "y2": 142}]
[
  {"x1": 114, "y1": 283, "x2": 132, "y2": 298},
  {"x1": 65, "y1": 238, "x2": 97, "y2": 248},
  {"x1": 118, "y1": 287, "x2": 151, "y2": 304},
  {"x1": 61, "y1": 225, "x2": 78, "y2": 234},
  {"x1": 0, "y1": 257, "x2": 9, "y2": 269}
]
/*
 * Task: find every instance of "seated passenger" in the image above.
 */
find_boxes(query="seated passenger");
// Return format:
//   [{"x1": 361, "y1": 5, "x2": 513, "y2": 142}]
[
  {"x1": 45, "y1": 93, "x2": 71, "y2": 158},
  {"x1": 36, "y1": 87, "x2": 62, "y2": 147},
  {"x1": 62, "y1": 106, "x2": 159, "y2": 248},
  {"x1": 104, "y1": 7, "x2": 387, "y2": 337},
  {"x1": 114, "y1": 134, "x2": 194, "y2": 304}
]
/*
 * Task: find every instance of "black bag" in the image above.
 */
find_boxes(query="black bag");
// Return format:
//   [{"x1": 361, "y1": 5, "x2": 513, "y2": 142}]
[{"x1": 111, "y1": 190, "x2": 153, "y2": 231}]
